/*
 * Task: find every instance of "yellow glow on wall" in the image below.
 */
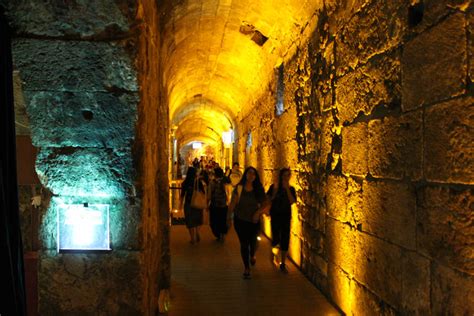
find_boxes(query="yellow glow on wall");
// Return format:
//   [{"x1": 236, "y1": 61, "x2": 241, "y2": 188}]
[{"x1": 289, "y1": 203, "x2": 302, "y2": 267}]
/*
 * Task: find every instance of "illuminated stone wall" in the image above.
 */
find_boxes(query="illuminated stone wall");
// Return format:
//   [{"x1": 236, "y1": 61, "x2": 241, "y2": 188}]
[
  {"x1": 236, "y1": 1, "x2": 473, "y2": 314},
  {"x1": 5, "y1": 0, "x2": 167, "y2": 314}
]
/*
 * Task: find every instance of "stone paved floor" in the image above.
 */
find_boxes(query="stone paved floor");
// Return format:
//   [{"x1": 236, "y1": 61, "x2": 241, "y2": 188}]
[{"x1": 169, "y1": 224, "x2": 340, "y2": 316}]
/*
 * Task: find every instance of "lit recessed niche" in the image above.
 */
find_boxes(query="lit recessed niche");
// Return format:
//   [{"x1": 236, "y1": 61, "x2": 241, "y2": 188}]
[{"x1": 57, "y1": 203, "x2": 111, "y2": 251}]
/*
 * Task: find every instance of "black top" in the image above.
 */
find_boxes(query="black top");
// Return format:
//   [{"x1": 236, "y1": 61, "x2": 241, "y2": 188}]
[{"x1": 266, "y1": 184, "x2": 296, "y2": 216}]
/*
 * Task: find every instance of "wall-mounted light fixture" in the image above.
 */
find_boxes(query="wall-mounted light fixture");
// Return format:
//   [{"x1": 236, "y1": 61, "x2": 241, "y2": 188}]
[{"x1": 57, "y1": 203, "x2": 110, "y2": 251}]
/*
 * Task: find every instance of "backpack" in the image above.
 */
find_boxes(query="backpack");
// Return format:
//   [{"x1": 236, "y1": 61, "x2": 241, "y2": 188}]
[{"x1": 211, "y1": 178, "x2": 227, "y2": 207}]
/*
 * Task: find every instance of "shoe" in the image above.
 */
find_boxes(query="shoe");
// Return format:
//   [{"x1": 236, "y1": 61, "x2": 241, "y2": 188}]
[
  {"x1": 280, "y1": 264, "x2": 288, "y2": 274},
  {"x1": 243, "y1": 270, "x2": 251, "y2": 279},
  {"x1": 250, "y1": 256, "x2": 256, "y2": 266}
]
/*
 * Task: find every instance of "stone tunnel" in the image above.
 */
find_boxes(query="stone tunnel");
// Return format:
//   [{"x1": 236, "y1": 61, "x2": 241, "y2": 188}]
[{"x1": 1, "y1": 0, "x2": 473, "y2": 315}]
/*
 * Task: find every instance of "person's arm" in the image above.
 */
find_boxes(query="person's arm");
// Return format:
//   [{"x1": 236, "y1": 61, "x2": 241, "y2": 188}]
[
  {"x1": 228, "y1": 187, "x2": 238, "y2": 216},
  {"x1": 179, "y1": 183, "x2": 186, "y2": 208}
]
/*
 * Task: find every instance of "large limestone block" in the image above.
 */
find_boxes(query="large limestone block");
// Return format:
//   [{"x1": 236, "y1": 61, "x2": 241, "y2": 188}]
[
  {"x1": 39, "y1": 250, "x2": 142, "y2": 315},
  {"x1": 361, "y1": 180, "x2": 417, "y2": 249},
  {"x1": 354, "y1": 232, "x2": 403, "y2": 307},
  {"x1": 336, "y1": 52, "x2": 401, "y2": 124},
  {"x1": 36, "y1": 147, "x2": 133, "y2": 198},
  {"x1": 12, "y1": 39, "x2": 138, "y2": 92},
  {"x1": 431, "y1": 263, "x2": 474, "y2": 315},
  {"x1": 336, "y1": 0, "x2": 407, "y2": 75},
  {"x1": 424, "y1": 96, "x2": 474, "y2": 184},
  {"x1": 368, "y1": 110, "x2": 422, "y2": 180},
  {"x1": 417, "y1": 186, "x2": 474, "y2": 274},
  {"x1": 402, "y1": 13, "x2": 467, "y2": 111},
  {"x1": 25, "y1": 91, "x2": 138, "y2": 148},
  {"x1": 350, "y1": 281, "x2": 398, "y2": 316},
  {"x1": 328, "y1": 263, "x2": 352, "y2": 315},
  {"x1": 400, "y1": 251, "x2": 430, "y2": 314},
  {"x1": 3, "y1": 0, "x2": 134, "y2": 38},
  {"x1": 326, "y1": 218, "x2": 356, "y2": 275},
  {"x1": 342, "y1": 122, "x2": 368, "y2": 176}
]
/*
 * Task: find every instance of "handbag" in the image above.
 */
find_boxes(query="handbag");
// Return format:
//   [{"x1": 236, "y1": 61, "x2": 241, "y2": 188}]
[{"x1": 190, "y1": 178, "x2": 207, "y2": 209}]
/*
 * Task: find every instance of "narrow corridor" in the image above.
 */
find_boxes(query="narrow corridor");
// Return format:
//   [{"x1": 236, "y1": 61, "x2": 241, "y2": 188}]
[
  {"x1": 170, "y1": 224, "x2": 339, "y2": 316},
  {"x1": 2, "y1": 0, "x2": 473, "y2": 315}
]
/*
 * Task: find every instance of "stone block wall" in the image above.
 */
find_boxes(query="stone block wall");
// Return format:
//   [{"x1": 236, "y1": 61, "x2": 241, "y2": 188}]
[
  {"x1": 236, "y1": 1, "x2": 473, "y2": 314},
  {"x1": 5, "y1": 0, "x2": 167, "y2": 314}
]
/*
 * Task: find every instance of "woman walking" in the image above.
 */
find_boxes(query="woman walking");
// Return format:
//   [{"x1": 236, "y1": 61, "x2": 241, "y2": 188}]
[
  {"x1": 228, "y1": 167, "x2": 268, "y2": 279},
  {"x1": 208, "y1": 167, "x2": 229, "y2": 241},
  {"x1": 267, "y1": 168, "x2": 296, "y2": 273},
  {"x1": 180, "y1": 166, "x2": 205, "y2": 244}
]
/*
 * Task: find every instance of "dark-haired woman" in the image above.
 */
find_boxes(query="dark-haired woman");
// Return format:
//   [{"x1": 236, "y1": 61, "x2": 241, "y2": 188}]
[
  {"x1": 208, "y1": 167, "x2": 230, "y2": 241},
  {"x1": 180, "y1": 166, "x2": 205, "y2": 244},
  {"x1": 267, "y1": 168, "x2": 296, "y2": 273},
  {"x1": 228, "y1": 167, "x2": 268, "y2": 279}
]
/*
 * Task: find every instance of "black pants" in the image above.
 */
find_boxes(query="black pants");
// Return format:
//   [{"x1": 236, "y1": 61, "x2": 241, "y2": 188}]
[
  {"x1": 209, "y1": 205, "x2": 228, "y2": 238},
  {"x1": 234, "y1": 217, "x2": 259, "y2": 269},
  {"x1": 271, "y1": 214, "x2": 291, "y2": 251}
]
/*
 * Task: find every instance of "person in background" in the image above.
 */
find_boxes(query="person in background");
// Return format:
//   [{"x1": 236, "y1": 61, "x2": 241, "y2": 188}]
[
  {"x1": 266, "y1": 168, "x2": 296, "y2": 273},
  {"x1": 192, "y1": 157, "x2": 200, "y2": 170},
  {"x1": 228, "y1": 162, "x2": 242, "y2": 187},
  {"x1": 208, "y1": 167, "x2": 230, "y2": 241},
  {"x1": 228, "y1": 167, "x2": 269, "y2": 279},
  {"x1": 180, "y1": 167, "x2": 205, "y2": 244}
]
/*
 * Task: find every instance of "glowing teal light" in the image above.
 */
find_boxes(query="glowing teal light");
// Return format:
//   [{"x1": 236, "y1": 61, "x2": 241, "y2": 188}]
[{"x1": 58, "y1": 204, "x2": 110, "y2": 251}]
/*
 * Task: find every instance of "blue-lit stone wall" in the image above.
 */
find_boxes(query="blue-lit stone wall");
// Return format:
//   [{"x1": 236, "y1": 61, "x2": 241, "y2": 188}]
[{"x1": 4, "y1": 0, "x2": 166, "y2": 314}]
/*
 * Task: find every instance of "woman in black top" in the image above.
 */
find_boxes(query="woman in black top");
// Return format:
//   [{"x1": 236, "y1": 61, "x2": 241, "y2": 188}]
[
  {"x1": 228, "y1": 166, "x2": 268, "y2": 279},
  {"x1": 180, "y1": 167, "x2": 205, "y2": 244},
  {"x1": 208, "y1": 167, "x2": 230, "y2": 241},
  {"x1": 267, "y1": 168, "x2": 296, "y2": 273}
]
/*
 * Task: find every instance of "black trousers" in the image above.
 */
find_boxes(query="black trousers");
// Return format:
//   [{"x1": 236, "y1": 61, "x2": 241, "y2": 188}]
[
  {"x1": 271, "y1": 214, "x2": 291, "y2": 251},
  {"x1": 209, "y1": 205, "x2": 228, "y2": 238},
  {"x1": 234, "y1": 217, "x2": 259, "y2": 269}
]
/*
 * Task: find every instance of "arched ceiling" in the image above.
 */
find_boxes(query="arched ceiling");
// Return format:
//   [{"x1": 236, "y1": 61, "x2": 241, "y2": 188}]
[{"x1": 162, "y1": 0, "x2": 322, "y2": 145}]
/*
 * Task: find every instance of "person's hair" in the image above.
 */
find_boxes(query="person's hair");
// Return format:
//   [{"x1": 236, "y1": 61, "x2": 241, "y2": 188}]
[
  {"x1": 214, "y1": 167, "x2": 224, "y2": 178},
  {"x1": 200, "y1": 170, "x2": 209, "y2": 184},
  {"x1": 182, "y1": 166, "x2": 197, "y2": 188},
  {"x1": 238, "y1": 166, "x2": 264, "y2": 199},
  {"x1": 278, "y1": 168, "x2": 291, "y2": 189},
  {"x1": 233, "y1": 162, "x2": 239, "y2": 167}
]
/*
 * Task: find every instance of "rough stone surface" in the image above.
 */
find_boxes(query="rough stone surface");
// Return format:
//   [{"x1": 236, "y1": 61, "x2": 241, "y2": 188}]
[
  {"x1": 12, "y1": 39, "x2": 138, "y2": 92},
  {"x1": 25, "y1": 91, "x2": 138, "y2": 148},
  {"x1": 350, "y1": 281, "x2": 397, "y2": 316},
  {"x1": 400, "y1": 251, "x2": 431, "y2": 315},
  {"x1": 35, "y1": 147, "x2": 133, "y2": 198},
  {"x1": 402, "y1": 13, "x2": 467, "y2": 111},
  {"x1": 368, "y1": 110, "x2": 422, "y2": 180},
  {"x1": 417, "y1": 186, "x2": 474, "y2": 274},
  {"x1": 431, "y1": 263, "x2": 474, "y2": 315},
  {"x1": 424, "y1": 96, "x2": 474, "y2": 184},
  {"x1": 361, "y1": 180, "x2": 417, "y2": 249},
  {"x1": 327, "y1": 263, "x2": 351, "y2": 315},
  {"x1": 335, "y1": 0, "x2": 407, "y2": 75},
  {"x1": 342, "y1": 122, "x2": 368, "y2": 176},
  {"x1": 39, "y1": 250, "x2": 142, "y2": 315},
  {"x1": 336, "y1": 52, "x2": 401, "y2": 124},
  {"x1": 354, "y1": 232, "x2": 403, "y2": 307},
  {"x1": 326, "y1": 218, "x2": 355, "y2": 275},
  {"x1": 3, "y1": 0, "x2": 135, "y2": 38}
]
